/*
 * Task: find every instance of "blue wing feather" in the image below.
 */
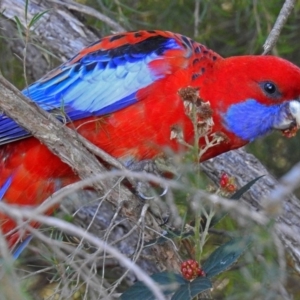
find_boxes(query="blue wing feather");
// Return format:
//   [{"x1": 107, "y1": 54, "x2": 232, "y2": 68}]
[
  {"x1": 0, "y1": 176, "x2": 31, "y2": 259},
  {"x1": 12, "y1": 235, "x2": 33, "y2": 259},
  {"x1": 0, "y1": 176, "x2": 12, "y2": 200},
  {"x1": 0, "y1": 32, "x2": 187, "y2": 145}
]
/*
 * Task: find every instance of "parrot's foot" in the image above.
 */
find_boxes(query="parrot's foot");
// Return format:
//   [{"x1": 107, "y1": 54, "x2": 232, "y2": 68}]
[
  {"x1": 125, "y1": 158, "x2": 181, "y2": 223},
  {"x1": 126, "y1": 159, "x2": 168, "y2": 200}
]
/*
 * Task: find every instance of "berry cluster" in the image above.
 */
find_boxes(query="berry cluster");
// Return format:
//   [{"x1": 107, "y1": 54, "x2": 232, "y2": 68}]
[
  {"x1": 181, "y1": 259, "x2": 206, "y2": 281},
  {"x1": 219, "y1": 173, "x2": 237, "y2": 193}
]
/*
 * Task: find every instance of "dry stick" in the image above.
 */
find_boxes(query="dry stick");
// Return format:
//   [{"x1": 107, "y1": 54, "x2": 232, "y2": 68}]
[
  {"x1": 268, "y1": 162, "x2": 300, "y2": 204},
  {"x1": 79, "y1": 135, "x2": 126, "y2": 170},
  {"x1": 0, "y1": 167, "x2": 268, "y2": 251},
  {"x1": 193, "y1": 0, "x2": 201, "y2": 37},
  {"x1": 262, "y1": 0, "x2": 296, "y2": 54}
]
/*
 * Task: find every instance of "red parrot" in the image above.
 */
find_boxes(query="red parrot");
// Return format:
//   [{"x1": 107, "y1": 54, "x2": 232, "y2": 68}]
[{"x1": 1, "y1": 30, "x2": 300, "y2": 256}]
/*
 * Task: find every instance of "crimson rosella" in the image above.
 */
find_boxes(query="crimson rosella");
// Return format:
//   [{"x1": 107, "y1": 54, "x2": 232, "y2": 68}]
[{"x1": 1, "y1": 30, "x2": 300, "y2": 256}]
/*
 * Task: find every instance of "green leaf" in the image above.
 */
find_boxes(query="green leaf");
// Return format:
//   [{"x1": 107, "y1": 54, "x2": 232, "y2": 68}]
[
  {"x1": 230, "y1": 175, "x2": 264, "y2": 200},
  {"x1": 121, "y1": 272, "x2": 186, "y2": 300},
  {"x1": 62, "y1": 214, "x2": 74, "y2": 223},
  {"x1": 14, "y1": 16, "x2": 24, "y2": 39},
  {"x1": 202, "y1": 237, "x2": 252, "y2": 278},
  {"x1": 30, "y1": 42, "x2": 61, "y2": 60},
  {"x1": 171, "y1": 277, "x2": 212, "y2": 300},
  {"x1": 25, "y1": 0, "x2": 29, "y2": 23},
  {"x1": 28, "y1": 10, "x2": 49, "y2": 28},
  {"x1": 150, "y1": 271, "x2": 186, "y2": 286}
]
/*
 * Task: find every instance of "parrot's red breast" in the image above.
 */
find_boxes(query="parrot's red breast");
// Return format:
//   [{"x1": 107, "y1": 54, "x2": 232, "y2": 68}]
[{"x1": 1, "y1": 30, "x2": 300, "y2": 252}]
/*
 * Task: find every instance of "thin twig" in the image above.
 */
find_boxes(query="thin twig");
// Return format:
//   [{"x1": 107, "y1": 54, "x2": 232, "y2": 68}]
[
  {"x1": 262, "y1": 0, "x2": 296, "y2": 54},
  {"x1": 194, "y1": 0, "x2": 201, "y2": 37},
  {"x1": 268, "y1": 161, "x2": 300, "y2": 204},
  {"x1": 0, "y1": 202, "x2": 167, "y2": 300}
]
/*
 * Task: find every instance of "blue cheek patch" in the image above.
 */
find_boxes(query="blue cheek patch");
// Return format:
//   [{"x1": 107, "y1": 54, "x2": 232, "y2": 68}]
[{"x1": 223, "y1": 99, "x2": 285, "y2": 141}]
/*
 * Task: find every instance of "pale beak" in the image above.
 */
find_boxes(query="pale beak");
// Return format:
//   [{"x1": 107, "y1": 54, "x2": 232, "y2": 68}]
[{"x1": 275, "y1": 100, "x2": 300, "y2": 138}]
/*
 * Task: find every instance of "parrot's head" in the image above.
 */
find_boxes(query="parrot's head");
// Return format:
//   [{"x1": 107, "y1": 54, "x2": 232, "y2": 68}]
[{"x1": 201, "y1": 55, "x2": 300, "y2": 145}]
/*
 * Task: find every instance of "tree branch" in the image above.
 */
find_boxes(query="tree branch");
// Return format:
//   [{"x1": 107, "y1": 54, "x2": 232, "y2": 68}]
[{"x1": 262, "y1": 0, "x2": 296, "y2": 54}]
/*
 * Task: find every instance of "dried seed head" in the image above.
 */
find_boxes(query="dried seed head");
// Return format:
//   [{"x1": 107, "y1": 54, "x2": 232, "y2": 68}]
[
  {"x1": 170, "y1": 124, "x2": 184, "y2": 141},
  {"x1": 211, "y1": 131, "x2": 229, "y2": 144},
  {"x1": 178, "y1": 86, "x2": 199, "y2": 103},
  {"x1": 197, "y1": 102, "x2": 213, "y2": 120}
]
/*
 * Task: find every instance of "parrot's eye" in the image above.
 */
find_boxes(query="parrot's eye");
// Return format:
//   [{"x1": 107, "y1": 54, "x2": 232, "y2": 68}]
[
  {"x1": 264, "y1": 82, "x2": 277, "y2": 94},
  {"x1": 259, "y1": 81, "x2": 281, "y2": 99}
]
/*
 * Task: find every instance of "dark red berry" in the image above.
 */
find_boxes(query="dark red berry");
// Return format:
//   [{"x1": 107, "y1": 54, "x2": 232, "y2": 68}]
[
  {"x1": 197, "y1": 268, "x2": 206, "y2": 277},
  {"x1": 226, "y1": 183, "x2": 237, "y2": 193},
  {"x1": 220, "y1": 173, "x2": 229, "y2": 187},
  {"x1": 181, "y1": 259, "x2": 204, "y2": 281}
]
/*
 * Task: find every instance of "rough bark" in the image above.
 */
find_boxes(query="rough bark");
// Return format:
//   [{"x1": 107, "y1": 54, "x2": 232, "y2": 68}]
[{"x1": 0, "y1": 0, "x2": 98, "y2": 59}]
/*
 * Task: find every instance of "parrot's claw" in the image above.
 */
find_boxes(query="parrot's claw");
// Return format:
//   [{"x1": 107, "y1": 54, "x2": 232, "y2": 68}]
[
  {"x1": 125, "y1": 159, "x2": 171, "y2": 222},
  {"x1": 136, "y1": 180, "x2": 168, "y2": 200},
  {"x1": 126, "y1": 159, "x2": 168, "y2": 200}
]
